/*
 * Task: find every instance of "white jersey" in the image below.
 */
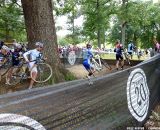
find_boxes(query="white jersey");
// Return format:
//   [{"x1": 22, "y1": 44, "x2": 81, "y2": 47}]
[
  {"x1": 23, "y1": 49, "x2": 41, "y2": 62},
  {"x1": 23, "y1": 49, "x2": 41, "y2": 72}
]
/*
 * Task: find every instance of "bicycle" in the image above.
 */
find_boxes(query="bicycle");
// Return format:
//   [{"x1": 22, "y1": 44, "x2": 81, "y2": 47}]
[
  {"x1": 91, "y1": 53, "x2": 112, "y2": 71},
  {"x1": 6, "y1": 57, "x2": 53, "y2": 86},
  {"x1": 123, "y1": 51, "x2": 132, "y2": 66},
  {"x1": 86, "y1": 54, "x2": 112, "y2": 85}
]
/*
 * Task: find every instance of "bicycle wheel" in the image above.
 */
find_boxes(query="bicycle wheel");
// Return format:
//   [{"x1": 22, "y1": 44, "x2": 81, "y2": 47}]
[
  {"x1": 30, "y1": 63, "x2": 52, "y2": 83},
  {"x1": 0, "y1": 62, "x2": 11, "y2": 76},
  {"x1": 6, "y1": 67, "x2": 23, "y2": 86}
]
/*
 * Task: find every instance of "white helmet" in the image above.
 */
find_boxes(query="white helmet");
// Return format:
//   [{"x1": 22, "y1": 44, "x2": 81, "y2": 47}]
[
  {"x1": 35, "y1": 42, "x2": 44, "y2": 48},
  {"x1": 2, "y1": 45, "x2": 10, "y2": 52},
  {"x1": 13, "y1": 43, "x2": 22, "y2": 49}
]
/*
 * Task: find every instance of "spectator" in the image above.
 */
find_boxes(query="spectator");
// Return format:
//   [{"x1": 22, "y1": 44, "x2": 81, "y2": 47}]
[{"x1": 153, "y1": 39, "x2": 160, "y2": 54}]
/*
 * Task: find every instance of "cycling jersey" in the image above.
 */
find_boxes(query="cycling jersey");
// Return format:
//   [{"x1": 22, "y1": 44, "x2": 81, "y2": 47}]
[
  {"x1": 23, "y1": 49, "x2": 41, "y2": 72},
  {"x1": 114, "y1": 43, "x2": 123, "y2": 55},
  {"x1": 82, "y1": 48, "x2": 93, "y2": 70},
  {"x1": 23, "y1": 49, "x2": 41, "y2": 62},
  {"x1": 11, "y1": 50, "x2": 20, "y2": 66},
  {"x1": 83, "y1": 48, "x2": 93, "y2": 60},
  {"x1": 128, "y1": 43, "x2": 134, "y2": 53}
]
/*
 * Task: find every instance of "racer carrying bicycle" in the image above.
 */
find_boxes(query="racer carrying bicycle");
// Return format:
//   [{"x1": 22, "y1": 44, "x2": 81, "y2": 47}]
[
  {"x1": 23, "y1": 42, "x2": 44, "y2": 89},
  {"x1": 82, "y1": 43, "x2": 95, "y2": 79},
  {"x1": 6, "y1": 43, "x2": 23, "y2": 84}
]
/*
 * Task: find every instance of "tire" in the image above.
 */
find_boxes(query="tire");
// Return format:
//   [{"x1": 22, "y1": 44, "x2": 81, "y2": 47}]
[
  {"x1": 30, "y1": 63, "x2": 52, "y2": 83},
  {"x1": 6, "y1": 67, "x2": 23, "y2": 86},
  {"x1": 0, "y1": 62, "x2": 11, "y2": 76}
]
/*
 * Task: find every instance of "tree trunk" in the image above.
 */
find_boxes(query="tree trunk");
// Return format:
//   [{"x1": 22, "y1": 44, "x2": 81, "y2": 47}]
[
  {"x1": 121, "y1": 0, "x2": 128, "y2": 47},
  {"x1": 96, "y1": 0, "x2": 101, "y2": 48},
  {"x1": 121, "y1": 22, "x2": 126, "y2": 47},
  {"x1": 21, "y1": 0, "x2": 65, "y2": 82}
]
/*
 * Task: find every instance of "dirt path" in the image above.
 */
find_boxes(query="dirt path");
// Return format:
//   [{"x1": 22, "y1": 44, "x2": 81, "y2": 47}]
[
  {"x1": 66, "y1": 64, "x2": 128, "y2": 79},
  {"x1": 0, "y1": 64, "x2": 126, "y2": 95}
]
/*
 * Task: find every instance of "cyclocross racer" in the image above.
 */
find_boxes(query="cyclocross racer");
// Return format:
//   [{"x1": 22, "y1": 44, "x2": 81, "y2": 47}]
[
  {"x1": 23, "y1": 42, "x2": 44, "y2": 89},
  {"x1": 0, "y1": 45, "x2": 10, "y2": 80},
  {"x1": 82, "y1": 43, "x2": 95, "y2": 79},
  {"x1": 114, "y1": 40, "x2": 124, "y2": 70},
  {"x1": 6, "y1": 43, "x2": 23, "y2": 84}
]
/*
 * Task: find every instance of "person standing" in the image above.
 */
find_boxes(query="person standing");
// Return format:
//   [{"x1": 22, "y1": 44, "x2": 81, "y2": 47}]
[{"x1": 153, "y1": 39, "x2": 160, "y2": 54}]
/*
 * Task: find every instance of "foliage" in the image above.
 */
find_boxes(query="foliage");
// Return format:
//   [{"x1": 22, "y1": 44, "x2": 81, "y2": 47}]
[
  {"x1": 108, "y1": 0, "x2": 160, "y2": 48},
  {"x1": 0, "y1": 0, "x2": 26, "y2": 42},
  {"x1": 81, "y1": 0, "x2": 113, "y2": 47},
  {"x1": 64, "y1": 72, "x2": 77, "y2": 81},
  {"x1": 54, "y1": 0, "x2": 82, "y2": 45},
  {"x1": 1, "y1": 0, "x2": 160, "y2": 49}
]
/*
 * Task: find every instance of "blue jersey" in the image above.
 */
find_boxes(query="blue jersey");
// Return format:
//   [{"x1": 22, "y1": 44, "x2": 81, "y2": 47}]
[
  {"x1": 83, "y1": 48, "x2": 93, "y2": 60},
  {"x1": 128, "y1": 43, "x2": 134, "y2": 53}
]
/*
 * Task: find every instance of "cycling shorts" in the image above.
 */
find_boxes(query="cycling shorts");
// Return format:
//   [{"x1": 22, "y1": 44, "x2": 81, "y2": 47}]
[
  {"x1": 28, "y1": 62, "x2": 37, "y2": 73},
  {"x1": 116, "y1": 54, "x2": 123, "y2": 61},
  {"x1": 83, "y1": 59, "x2": 93, "y2": 70}
]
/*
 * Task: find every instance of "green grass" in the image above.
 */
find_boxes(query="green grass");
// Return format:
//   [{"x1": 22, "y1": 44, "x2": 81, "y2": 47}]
[
  {"x1": 65, "y1": 72, "x2": 77, "y2": 81},
  {"x1": 100, "y1": 53, "x2": 145, "y2": 60}
]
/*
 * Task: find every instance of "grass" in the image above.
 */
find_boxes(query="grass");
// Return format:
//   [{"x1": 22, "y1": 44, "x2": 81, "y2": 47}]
[
  {"x1": 65, "y1": 72, "x2": 77, "y2": 81},
  {"x1": 100, "y1": 53, "x2": 145, "y2": 60}
]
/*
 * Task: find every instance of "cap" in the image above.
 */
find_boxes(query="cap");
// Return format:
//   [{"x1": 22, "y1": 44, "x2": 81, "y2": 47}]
[{"x1": 13, "y1": 43, "x2": 22, "y2": 49}]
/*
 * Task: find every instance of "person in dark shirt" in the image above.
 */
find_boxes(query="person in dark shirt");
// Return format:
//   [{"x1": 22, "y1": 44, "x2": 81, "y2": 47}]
[
  {"x1": 114, "y1": 40, "x2": 124, "y2": 70},
  {"x1": 6, "y1": 43, "x2": 22, "y2": 84}
]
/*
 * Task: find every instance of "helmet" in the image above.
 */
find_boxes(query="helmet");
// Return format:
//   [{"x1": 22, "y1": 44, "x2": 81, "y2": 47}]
[
  {"x1": 2, "y1": 45, "x2": 10, "y2": 52},
  {"x1": 13, "y1": 42, "x2": 22, "y2": 49},
  {"x1": 35, "y1": 42, "x2": 44, "y2": 48}
]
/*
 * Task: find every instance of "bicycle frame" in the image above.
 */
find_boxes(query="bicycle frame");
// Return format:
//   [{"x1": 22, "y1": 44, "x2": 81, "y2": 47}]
[
  {"x1": 123, "y1": 51, "x2": 131, "y2": 65},
  {"x1": 93, "y1": 53, "x2": 112, "y2": 71},
  {"x1": 91, "y1": 57, "x2": 102, "y2": 71}
]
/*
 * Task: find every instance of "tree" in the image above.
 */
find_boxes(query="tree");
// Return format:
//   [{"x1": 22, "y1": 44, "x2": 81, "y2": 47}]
[
  {"x1": 21, "y1": 0, "x2": 66, "y2": 82},
  {"x1": 0, "y1": 0, "x2": 26, "y2": 41},
  {"x1": 82, "y1": 0, "x2": 112, "y2": 48},
  {"x1": 54, "y1": 0, "x2": 82, "y2": 44}
]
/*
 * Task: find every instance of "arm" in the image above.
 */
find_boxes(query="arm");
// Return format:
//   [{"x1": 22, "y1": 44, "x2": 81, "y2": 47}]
[{"x1": 23, "y1": 50, "x2": 31, "y2": 62}]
